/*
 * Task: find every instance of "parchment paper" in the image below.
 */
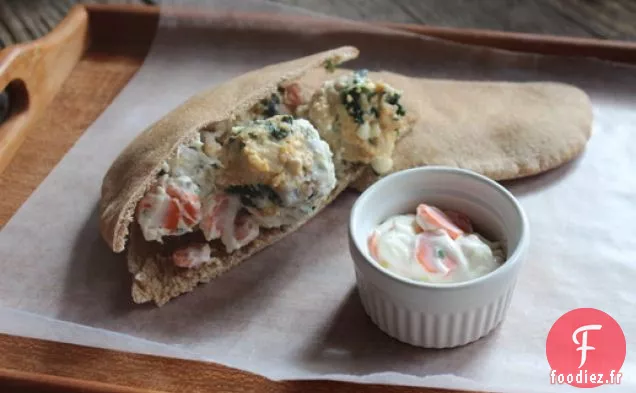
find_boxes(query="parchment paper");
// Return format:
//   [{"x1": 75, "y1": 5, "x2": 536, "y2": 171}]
[{"x1": 0, "y1": 1, "x2": 635, "y2": 392}]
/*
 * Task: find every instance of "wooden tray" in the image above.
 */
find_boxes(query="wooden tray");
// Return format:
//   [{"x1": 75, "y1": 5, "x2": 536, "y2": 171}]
[{"x1": 1, "y1": 4, "x2": 636, "y2": 392}]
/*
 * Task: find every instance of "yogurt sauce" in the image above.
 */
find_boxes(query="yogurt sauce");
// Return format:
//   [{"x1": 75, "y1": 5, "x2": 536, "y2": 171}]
[{"x1": 367, "y1": 204, "x2": 505, "y2": 283}]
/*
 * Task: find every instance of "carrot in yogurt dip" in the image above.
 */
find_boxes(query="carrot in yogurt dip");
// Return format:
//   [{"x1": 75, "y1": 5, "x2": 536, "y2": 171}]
[{"x1": 368, "y1": 203, "x2": 505, "y2": 283}]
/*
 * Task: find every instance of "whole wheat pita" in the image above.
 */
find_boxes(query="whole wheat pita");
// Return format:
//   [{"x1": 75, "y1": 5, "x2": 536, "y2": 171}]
[
  {"x1": 295, "y1": 68, "x2": 592, "y2": 191},
  {"x1": 351, "y1": 71, "x2": 593, "y2": 191},
  {"x1": 100, "y1": 47, "x2": 367, "y2": 305}
]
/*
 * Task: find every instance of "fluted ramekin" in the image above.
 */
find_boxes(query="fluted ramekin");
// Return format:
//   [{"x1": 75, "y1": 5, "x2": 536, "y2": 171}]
[{"x1": 349, "y1": 166, "x2": 529, "y2": 348}]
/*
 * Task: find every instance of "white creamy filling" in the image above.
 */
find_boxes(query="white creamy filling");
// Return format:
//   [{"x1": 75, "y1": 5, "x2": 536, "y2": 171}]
[
  {"x1": 371, "y1": 214, "x2": 504, "y2": 283},
  {"x1": 137, "y1": 176, "x2": 200, "y2": 242},
  {"x1": 137, "y1": 114, "x2": 338, "y2": 257}
]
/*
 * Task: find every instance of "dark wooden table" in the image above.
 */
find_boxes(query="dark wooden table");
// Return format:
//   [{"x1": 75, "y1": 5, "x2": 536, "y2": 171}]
[{"x1": 1, "y1": 0, "x2": 636, "y2": 49}]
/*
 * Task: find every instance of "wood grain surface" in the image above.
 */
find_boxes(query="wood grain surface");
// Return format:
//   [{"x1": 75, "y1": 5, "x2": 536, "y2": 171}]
[
  {"x1": 1, "y1": 0, "x2": 636, "y2": 50},
  {"x1": 1, "y1": 333, "x2": 462, "y2": 393}
]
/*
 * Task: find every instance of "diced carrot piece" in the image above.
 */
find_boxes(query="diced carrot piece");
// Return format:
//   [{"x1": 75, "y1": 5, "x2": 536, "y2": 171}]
[
  {"x1": 415, "y1": 233, "x2": 458, "y2": 275},
  {"x1": 172, "y1": 243, "x2": 211, "y2": 268},
  {"x1": 166, "y1": 184, "x2": 201, "y2": 226},
  {"x1": 200, "y1": 194, "x2": 230, "y2": 240},
  {"x1": 162, "y1": 200, "x2": 181, "y2": 231},
  {"x1": 231, "y1": 214, "x2": 260, "y2": 249},
  {"x1": 136, "y1": 198, "x2": 152, "y2": 215},
  {"x1": 443, "y1": 210, "x2": 473, "y2": 233},
  {"x1": 444, "y1": 256, "x2": 457, "y2": 271},
  {"x1": 368, "y1": 232, "x2": 379, "y2": 261},
  {"x1": 173, "y1": 248, "x2": 193, "y2": 268},
  {"x1": 416, "y1": 204, "x2": 464, "y2": 240},
  {"x1": 415, "y1": 234, "x2": 439, "y2": 273},
  {"x1": 234, "y1": 214, "x2": 255, "y2": 241},
  {"x1": 181, "y1": 202, "x2": 201, "y2": 226},
  {"x1": 283, "y1": 83, "x2": 302, "y2": 111}
]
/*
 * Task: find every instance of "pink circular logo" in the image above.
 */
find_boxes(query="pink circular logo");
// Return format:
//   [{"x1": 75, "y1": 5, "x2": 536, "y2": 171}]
[{"x1": 546, "y1": 308, "x2": 626, "y2": 388}]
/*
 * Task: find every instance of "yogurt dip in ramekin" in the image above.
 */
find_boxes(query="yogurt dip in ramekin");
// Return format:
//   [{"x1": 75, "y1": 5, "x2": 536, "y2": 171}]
[{"x1": 348, "y1": 166, "x2": 529, "y2": 348}]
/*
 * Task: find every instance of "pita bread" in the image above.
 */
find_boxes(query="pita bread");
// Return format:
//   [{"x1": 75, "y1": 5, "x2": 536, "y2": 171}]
[
  {"x1": 350, "y1": 71, "x2": 594, "y2": 191},
  {"x1": 99, "y1": 47, "x2": 363, "y2": 305},
  {"x1": 127, "y1": 166, "x2": 362, "y2": 306},
  {"x1": 100, "y1": 46, "x2": 358, "y2": 254},
  {"x1": 294, "y1": 68, "x2": 592, "y2": 191}
]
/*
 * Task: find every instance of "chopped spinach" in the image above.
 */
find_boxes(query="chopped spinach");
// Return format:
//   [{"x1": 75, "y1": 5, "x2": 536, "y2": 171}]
[
  {"x1": 323, "y1": 59, "x2": 337, "y2": 73},
  {"x1": 385, "y1": 92, "x2": 400, "y2": 105},
  {"x1": 340, "y1": 87, "x2": 365, "y2": 125},
  {"x1": 385, "y1": 92, "x2": 406, "y2": 117},
  {"x1": 339, "y1": 70, "x2": 382, "y2": 125},
  {"x1": 260, "y1": 93, "x2": 281, "y2": 117},
  {"x1": 226, "y1": 184, "x2": 283, "y2": 207},
  {"x1": 266, "y1": 121, "x2": 290, "y2": 140}
]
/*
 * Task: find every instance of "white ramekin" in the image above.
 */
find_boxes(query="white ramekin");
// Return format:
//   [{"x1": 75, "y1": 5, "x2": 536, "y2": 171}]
[{"x1": 349, "y1": 166, "x2": 529, "y2": 348}]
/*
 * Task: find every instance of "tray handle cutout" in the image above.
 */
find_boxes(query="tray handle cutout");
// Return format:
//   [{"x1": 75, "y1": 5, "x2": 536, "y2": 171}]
[{"x1": 0, "y1": 5, "x2": 90, "y2": 175}]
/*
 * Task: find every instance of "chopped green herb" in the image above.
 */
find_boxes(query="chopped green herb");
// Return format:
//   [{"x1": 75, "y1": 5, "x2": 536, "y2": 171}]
[
  {"x1": 436, "y1": 249, "x2": 445, "y2": 259},
  {"x1": 280, "y1": 115, "x2": 293, "y2": 124},
  {"x1": 370, "y1": 107, "x2": 379, "y2": 118},
  {"x1": 323, "y1": 59, "x2": 337, "y2": 73},
  {"x1": 385, "y1": 93, "x2": 400, "y2": 105},
  {"x1": 359, "y1": 85, "x2": 374, "y2": 95},
  {"x1": 385, "y1": 92, "x2": 406, "y2": 117},
  {"x1": 226, "y1": 184, "x2": 283, "y2": 208},
  {"x1": 266, "y1": 122, "x2": 290, "y2": 140},
  {"x1": 260, "y1": 93, "x2": 281, "y2": 117},
  {"x1": 340, "y1": 88, "x2": 365, "y2": 125}
]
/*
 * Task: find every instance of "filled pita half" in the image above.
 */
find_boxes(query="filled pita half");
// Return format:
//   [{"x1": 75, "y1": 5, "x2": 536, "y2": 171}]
[
  {"x1": 100, "y1": 47, "x2": 415, "y2": 306},
  {"x1": 295, "y1": 68, "x2": 593, "y2": 191},
  {"x1": 352, "y1": 71, "x2": 594, "y2": 190}
]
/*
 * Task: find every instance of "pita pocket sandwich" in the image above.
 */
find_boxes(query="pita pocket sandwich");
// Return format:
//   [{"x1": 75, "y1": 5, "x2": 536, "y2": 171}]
[
  {"x1": 351, "y1": 71, "x2": 594, "y2": 191},
  {"x1": 295, "y1": 68, "x2": 593, "y2": 191},
  {"x1": 99, "y1": 46, "x2": 415, "y2": 306}
]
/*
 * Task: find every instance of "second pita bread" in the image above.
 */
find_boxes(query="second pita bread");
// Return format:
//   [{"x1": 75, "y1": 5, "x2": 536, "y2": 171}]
[{"x1": 351, "y1": 71, "x2": 593, "y2": 191}]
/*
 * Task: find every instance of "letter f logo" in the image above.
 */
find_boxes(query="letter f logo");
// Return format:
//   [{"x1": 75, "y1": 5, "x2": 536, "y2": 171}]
[{"x1": 573, "y1": 324, "x2": 602, "y2": 368}]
